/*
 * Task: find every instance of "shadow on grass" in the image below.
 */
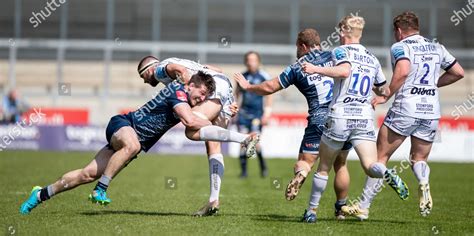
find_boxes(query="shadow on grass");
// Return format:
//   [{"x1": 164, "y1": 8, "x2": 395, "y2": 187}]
[
  {"x1": 252, "y1": 214, "x2": 410, "y2": 225},
  {"x1": 81, "y1": 210, "x2": 189, "y2": 217},
  {"x1": 80, "y1": 211, "x2": 410, "y2": 225}
]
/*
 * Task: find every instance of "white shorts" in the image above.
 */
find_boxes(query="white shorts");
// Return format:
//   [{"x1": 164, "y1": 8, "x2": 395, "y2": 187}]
[
  {"x1": 209, "y1": 74, "x2": 234, "y2": 120},
  {"x1": 383, "y1": 110, "x2": 439, "y2": 142},
  {"x1": 323, "y1": 117, "x2": 377, "y2": 143}
]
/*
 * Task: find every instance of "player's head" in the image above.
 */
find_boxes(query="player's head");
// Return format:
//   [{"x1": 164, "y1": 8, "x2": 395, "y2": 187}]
[
  {"x1": 393, "y1": 11, "x2": 419, "y2": 42},
  {"x1": 138, "y1": 55, "x2": 160, "y2": 87},
  {"x1": 244, "y1": 51, "x2": 261, "y2": 74},
  {"x1": 338, "y1": 15, "x2": 365, "y2": 44},
  {"x1": 186, "y1": 71, "x2": 216, "y2": 107},
  {"x1": 296, "y1": 28, "x2": 321, "y2": 58}
]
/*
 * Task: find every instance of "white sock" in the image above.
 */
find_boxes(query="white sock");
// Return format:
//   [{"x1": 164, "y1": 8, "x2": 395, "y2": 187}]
[
  {"x1": 412, "y1": 161, "x2": 430, "y2": 185},
  {"x1": 358, "y1": 176, "x2": 383, "y2": 209},
  {"x1": 208, "y1": 153, "x2": 224, "y2": 203},
  {"x1": 308, "y1": 173, "x2": 328, "y2": 210},
  {"x1": 369, "y1": 162, "x2": 387, "y2": 178},
  {"x1": 199, "y1": 126, "x2": 248, "y2": 143}
]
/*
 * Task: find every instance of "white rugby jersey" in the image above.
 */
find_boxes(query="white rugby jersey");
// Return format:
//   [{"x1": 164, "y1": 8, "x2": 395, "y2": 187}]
[
  {"x1": 389, "y1": 35, "x2": 456, "y2": 119},
  {"x1": 154, "y1": 57, "x2": 223, "y2": 85},
  {"x1": 329, "y1": 44, "x2": 386, "y2": 119}
]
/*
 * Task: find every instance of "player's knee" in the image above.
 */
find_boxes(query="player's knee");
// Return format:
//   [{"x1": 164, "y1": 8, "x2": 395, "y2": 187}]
[
  {"x1": 78, "y1": 169, "x2": 97, "y2": 183},
  {"x1": 123, "y1": 140, "x2": 141, "y2": 156},
  {"x1": 185, "y1": 128, "x2": 199, "y2": 141}
]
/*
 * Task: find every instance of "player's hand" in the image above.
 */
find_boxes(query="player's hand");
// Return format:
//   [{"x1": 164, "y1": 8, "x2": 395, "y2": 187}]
[
  {"x1": 301, "y1": 62, "x2": 319, "y2": 74},
  {"x1": 261, "y1": 115, "x2": 270, "y2": 126},
  {"x1": 233, "y1": 73, "x2": 250, "y2": 90},
  {"x1": 229, "y1": 102, "x2": 239, "y2": 117},
  {"x1": 371, "y1": 95, "x2": 388, "y2": 109}
]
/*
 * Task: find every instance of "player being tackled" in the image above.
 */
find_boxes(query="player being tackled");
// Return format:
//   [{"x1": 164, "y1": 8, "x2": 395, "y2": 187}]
[{"x1": 20, "y1": 70, "x2": 259, "y2": 215}]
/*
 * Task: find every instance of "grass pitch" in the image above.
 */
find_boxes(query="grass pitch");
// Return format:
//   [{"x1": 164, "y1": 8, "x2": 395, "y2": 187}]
[{"x1": 1, "y1": 151, "x2": 473, "y2": 235}]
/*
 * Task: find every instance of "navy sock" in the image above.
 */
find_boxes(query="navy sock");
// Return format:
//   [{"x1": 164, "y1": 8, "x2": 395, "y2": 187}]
[
  {"x1": 39, "y1": 187, "x2": 51, "y2": 202},
  {"x1": 257, "y1": 151, "x2": 267, "y2": 171},
  {"x1": 94, "y1": 175, "x2": 111, "y2": 191},
  {"x1": 239, "y1": 154, "x2": 247, "y2": 176}
]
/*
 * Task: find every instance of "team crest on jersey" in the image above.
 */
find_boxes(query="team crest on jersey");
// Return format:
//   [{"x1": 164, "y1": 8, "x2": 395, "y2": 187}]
[{"x1": 176, "y1": 90, "x2": 188, "y2": 102}]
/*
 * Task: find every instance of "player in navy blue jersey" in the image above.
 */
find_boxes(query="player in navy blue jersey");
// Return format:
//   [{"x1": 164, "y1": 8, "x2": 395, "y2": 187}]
[
  {"x1": 235, "y1": 51, "x2": 272, "y2": 178},
  {"x1": 234, "y1": 29, "x2": 352, "y2": 220},
  {"x1": 20, "y1": 71, "x2": 259, "y2": 215}
]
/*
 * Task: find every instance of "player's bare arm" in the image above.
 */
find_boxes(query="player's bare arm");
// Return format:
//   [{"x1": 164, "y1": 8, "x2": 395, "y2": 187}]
[
  {"x1": 301, "y1": 62, "x2": 351, "y2": 79},
  {"x1": 165, "y1": 63, "x2": 192, "y2": 83},
  {"x1": 204, "y1": 64, "x2": 223, "y2": 73},
  {"x1": 173, "y1": 103, "x2": 212, "y2": 130},
  {"x1": 233, "y1": 73, "x2": 282, "y2": 95},
  {"x1": 437, "y1": 62, "x2": 464, "y2": 87},
  {"x1": 384, "y1": 59, "x2": 411, "y2": 101}
]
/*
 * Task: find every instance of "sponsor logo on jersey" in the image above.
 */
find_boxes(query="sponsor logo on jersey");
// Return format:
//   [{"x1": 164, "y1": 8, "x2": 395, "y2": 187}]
[
  {"x1": 343, "y1": 97, "x2": 368, "y2": 104},
  {"x1": 176, "y1": 90, "x2": 188, "y2": 102},
  {"x1": 305, "y1": 142, "x2": 319, "y2": 150},
  {"x1": 410, "y1": 87, "x2": 436, "y2": 96}
]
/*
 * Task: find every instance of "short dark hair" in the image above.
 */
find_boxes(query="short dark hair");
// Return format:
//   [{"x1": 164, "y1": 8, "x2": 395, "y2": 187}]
[
  {"x1": 137, "y1": 55, "x2": 159, "y2": 73},
  {"x1": 297, "y1": 28, "x2": 321, "y2": 47},
  {"x1": 393, "y1": 11, "x2": 419, "y2": 32},
  {"x1": 244, "y1": 51, "x2": 261, "y2": 64},
  {"x1": 189, "y1": 71, "x2": 216, "y2": 95}
]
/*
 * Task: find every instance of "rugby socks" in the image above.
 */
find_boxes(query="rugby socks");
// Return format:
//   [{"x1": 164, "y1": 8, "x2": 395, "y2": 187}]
[
  {"x1": 94, "y1": 175, "x2": 111, "y2": 192},
  {"x1": 209, "y1": 153, "x2": 224, "y2": 203},
  {"x1": 412, "y1": 161, "x2": 430, "y2": 185},
  {"x1": 257, "y1": 150, "x2": 267, "y2": 177},
  {"x1": 37, "y1": 185, "x2": 55, "y2": 202},
  {"x1": 358, "y1": 176, "x2": 383, "y2": 209},
  {"x1": 199, "y1": 126, "x2": 248, "y2": 143},
  {"x1": 368, "y1": 162, "x2": 387, "y2": 178},
  {"x1": 239, "y1": 150, "x2": 247, "y2": 177},
  {"x1": 308, "y1": 173, "x2": 328, "y2": 211}
]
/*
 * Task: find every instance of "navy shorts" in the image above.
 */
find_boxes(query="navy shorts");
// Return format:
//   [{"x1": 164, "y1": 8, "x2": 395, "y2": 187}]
[
  {"x1": 237, "y1": 117, "x2": 262, "y2": 134},
  {"x1": 105, "y1": 114, "x2": 139, "y2": 165},
  {"x1": 299, "y1": 123, "x2": 352, "y2": 154},
  {"x1": 105, "y1": 114, "x2": 132, "y2": 144}
]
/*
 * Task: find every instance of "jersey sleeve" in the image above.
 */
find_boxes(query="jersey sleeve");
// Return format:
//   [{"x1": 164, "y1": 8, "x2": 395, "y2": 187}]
[
  {"x1": 390, "y1": 42, "x2": 410, "y2": 65},
  {"x1": 167, "y1": 86, "x2": 189, "y2": 108},
  {"x1": 373, "y1": 62, "x2": 387, "y2": 87},
  {"x1": 331, "y1": 46, "x2": 351, "y2": 66},
  {"x1": 440, "y1": 44, "x2": 457, "y2": 71},
  {"x1": 154, "y1": 60, "x2": 171, "y2": 79},
  {"x1": 278, "y1": 66, "x2": 297, "y2": 89}
]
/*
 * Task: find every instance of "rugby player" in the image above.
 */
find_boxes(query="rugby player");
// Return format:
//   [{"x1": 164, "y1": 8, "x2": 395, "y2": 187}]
[
  {"x1": 301, "y1": 15, "x2": 409, "y2": 222},
  {"x1": 342, "y1": 11, "x2": 465, "y2": 219},
  {"x1": 19, "y1": 71, "x2": 259, "y2": 215},
  {"x1": 235, "y1": 51, "x2": 272, "y2": 178},
  {"x1": 234, "y1": 28, "x2": 353, "y2": 220},
  {"x1": 137, "y1": 56, "x2": 252, "y2": 216}
]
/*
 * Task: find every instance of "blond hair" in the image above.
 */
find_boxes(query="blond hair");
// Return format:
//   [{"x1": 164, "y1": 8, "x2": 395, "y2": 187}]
[{"x1": 338, "y1": 15, "x2": 365, "y2": 38}]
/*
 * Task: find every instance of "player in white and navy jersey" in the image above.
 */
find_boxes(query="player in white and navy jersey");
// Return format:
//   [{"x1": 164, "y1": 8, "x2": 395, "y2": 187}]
[
  {"x1": 342, "y1": 11, "x2": 464, "y2": 219},
  {"x1": 301, "y1": 15, "x2": 409, "y2": 223},
  {"x1": 235, "y1": 28, "x2": 353, "y2": 220},
  {"x1": 139, "y1": 56, "x2": 258, "y2": 216}
]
